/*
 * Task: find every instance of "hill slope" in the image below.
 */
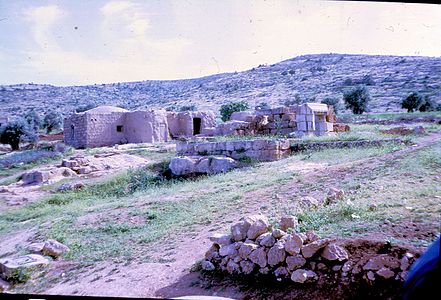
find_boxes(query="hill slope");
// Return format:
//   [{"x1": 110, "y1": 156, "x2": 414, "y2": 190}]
[{"x1": 1, "y1": 53, "x2": 440, "y2": 117}]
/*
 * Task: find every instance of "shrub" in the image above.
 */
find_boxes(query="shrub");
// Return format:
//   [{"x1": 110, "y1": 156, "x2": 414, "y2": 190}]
[
  {"x1": 321, "y1": 97, "x2": 341, "y2": 114},
  {"x1": 42, "y1": 110, "x2": 63, "y2": 134},
  {"x1": 219, "y1": 101, "x2": 249, "y2": 122},
  {"x1": 24, "y1": 109, "x2": 42, "y2": 131},
  {"x1": 419, "y1": 95, "x2": 436, "y2": 112},
  {"x1": 0, "y1": 118, "x2": 36, "y2": 150},
  {"x1": 343, "y1": 85, "x2": 371, "y2": 115},
  {"x1": 255, "y1": 102, "x2": 271, "y2": 110},
  {"x1": 179, "y1": 105, "x2": 197, "y2": 112},
  {"x1": 283, "y1": 94, "x2": 302, "y2": 106},
  {"x1": 76, "y1": 103, "x2": 97, "y2": 113},
  {"x1": 402, "y1": 92, "x2": 423, "y2": 112}
]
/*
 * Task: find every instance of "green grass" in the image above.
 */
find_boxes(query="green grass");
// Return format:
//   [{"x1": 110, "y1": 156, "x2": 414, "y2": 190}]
[{"x1": 339, "y1": 111, "x2": 441, "y2": 121}]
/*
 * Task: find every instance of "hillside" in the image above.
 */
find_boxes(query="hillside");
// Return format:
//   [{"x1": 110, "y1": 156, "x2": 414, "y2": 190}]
[{"x1": 1, "y1": 53, "x2": 440, "y2": 117}]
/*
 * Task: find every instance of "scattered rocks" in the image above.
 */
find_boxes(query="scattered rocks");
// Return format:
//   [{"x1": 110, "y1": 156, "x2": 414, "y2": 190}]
[
  {"x1": 363, "y1": 255, "x2": 400, "y2": 271},
  {"x1": 380, "y1": 126, "x2": 426, "y2": 136},
  {"x1": 41, "y1": 240, "x2": 70, "y2": 258},
  {"x1": 326, "y1": 187, "x2": 345, "y2": 204},
  {"x1": 300, "y1": 196, "x2": 320, "y2": 208},
  {"x1": 57, "y1": 182, "x2": 85, "y2": 192},
  {"x1": 279, "y1": 216, "x2": 298, "y2": 232}
]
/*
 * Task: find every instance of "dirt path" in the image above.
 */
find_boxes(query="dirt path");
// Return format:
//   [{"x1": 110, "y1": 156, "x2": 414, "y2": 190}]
[{"x1": 13, "y1": 132, "x2": 441, "y2": 298}]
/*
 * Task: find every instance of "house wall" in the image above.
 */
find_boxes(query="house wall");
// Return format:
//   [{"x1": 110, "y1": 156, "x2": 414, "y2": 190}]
[
  {"x1": 84, "y1": 112, "x2": 126, "y2": 148},
  {"x1": 63, "y1": 114, "x2": 88, "y2": 148},
  {"x1": 125, "y1": 110, "x2": 169, "y2": 143}
]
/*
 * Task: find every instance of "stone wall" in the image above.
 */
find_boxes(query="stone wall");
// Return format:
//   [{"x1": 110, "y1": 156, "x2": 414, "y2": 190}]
[
  {"x1": 202, "y1": 215, "x2": 419, "y2": 287},
  {"x1": 63, "y1": 114, "x2": 88, "y2": 148},
  {"x1": 176, "y1": 139, "x2": 291, "y2": 161},
  {"x1": 85, "y1": 112, "x2": 126, "y2": 148}
]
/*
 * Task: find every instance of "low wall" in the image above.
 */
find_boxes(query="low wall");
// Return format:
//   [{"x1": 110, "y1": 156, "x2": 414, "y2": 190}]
[
  {"x1": 290, "y1": 138, "x2": 404, "y2": 152},
  {"x1": 176, "y1": 139, "x2": 291, "y2": 161}
]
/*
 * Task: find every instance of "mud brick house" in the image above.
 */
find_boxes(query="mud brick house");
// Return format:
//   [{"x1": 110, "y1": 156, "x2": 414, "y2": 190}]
[{"x1": 64, "y1": 106, "x2": 215, "y2": 148}]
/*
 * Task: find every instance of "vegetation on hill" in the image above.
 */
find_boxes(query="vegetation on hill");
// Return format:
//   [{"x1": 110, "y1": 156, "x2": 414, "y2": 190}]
[{"x1": 0, "y1": 54, "x2": 440, "y2": 117}]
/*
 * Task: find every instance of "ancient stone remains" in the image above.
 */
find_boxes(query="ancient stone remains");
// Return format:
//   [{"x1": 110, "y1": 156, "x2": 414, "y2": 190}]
[
  {"x1": 201, "y1": 215, "x2": 418, "y2": 286},
  {"x1": 0, "y1": 254, "x2": 49, "y2": 281},
  {"x1": 169, "y1": 155, "x2": 237, "y2": 176}
]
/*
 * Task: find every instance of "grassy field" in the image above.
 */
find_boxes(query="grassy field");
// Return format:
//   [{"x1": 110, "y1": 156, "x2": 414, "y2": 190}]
[{"x1": 0, "y1": 117, "x2": 440, "y2": 295}]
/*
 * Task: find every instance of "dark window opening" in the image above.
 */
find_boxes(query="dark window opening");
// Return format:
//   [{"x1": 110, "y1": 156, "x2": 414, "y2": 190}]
[
  {"x1": 193, "y1": 118, "x2": 202, "y2": 135},
  {"x1": 116, "y1": 125, "x2": 123, "y2": 132},
  {"x1": 71, "y1": 125, "x2": 75, "y2": 138}
]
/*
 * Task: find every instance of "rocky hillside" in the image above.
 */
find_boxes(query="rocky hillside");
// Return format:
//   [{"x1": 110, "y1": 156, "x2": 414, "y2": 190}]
[{"x1": 1, "y1": 53, "x2": 440, "y2": 118}]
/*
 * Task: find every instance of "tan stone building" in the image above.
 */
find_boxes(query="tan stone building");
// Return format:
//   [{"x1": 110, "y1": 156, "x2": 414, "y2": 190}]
[{"x1": 64, "y1": 106, "x2": 215, "y2": 148}]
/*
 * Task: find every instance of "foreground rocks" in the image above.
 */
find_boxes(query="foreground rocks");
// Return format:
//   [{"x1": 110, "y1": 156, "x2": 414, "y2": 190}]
[
  {"x1": 201, "y1": 215, "x2": 419, "y2": 286},
  {"x1": 169, "y1": 155, "x2": 237, "y2": 176}
]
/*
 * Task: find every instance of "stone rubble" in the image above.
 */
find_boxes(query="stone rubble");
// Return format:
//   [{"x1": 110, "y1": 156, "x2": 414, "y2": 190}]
[{"x1": 201, "y1": 214, "x2": 417, "y2": 286}]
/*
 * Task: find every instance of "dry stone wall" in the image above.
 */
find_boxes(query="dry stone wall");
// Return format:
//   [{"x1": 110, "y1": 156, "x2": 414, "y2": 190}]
[
  {"x1": 176, "y1": 139, "x2": 291, "y2": 161},
  {"x1": 202, "y1": 215, "x2": 419, "y2": 286}
]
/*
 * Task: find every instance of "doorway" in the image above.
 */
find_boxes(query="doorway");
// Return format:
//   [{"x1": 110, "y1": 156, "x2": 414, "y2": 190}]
[{"x1": 193, "y1": 118, "x2": 202, "y2": 135}]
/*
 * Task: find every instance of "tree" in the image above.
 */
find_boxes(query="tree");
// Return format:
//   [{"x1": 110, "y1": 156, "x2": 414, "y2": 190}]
[
  {"x1": 402, "y1": 92, "x2": 423, "y2": 112},
  {"x1": 0, "y1": 118, "x2": 36, "y2": 150},
  {"x1": 219, "y1": 101, "x2": 250, "y2": 122},
  {"x1": 419, "y1": 95, "x2": 436, "y2": 112},
  {"x1": 321, "y1": 97, "x2": 341, "y2": 114},
  {"x1": 42, "y1": 110, "x2": 63, "y2": 134},
  {"x1": 179, "y1": 105, "x2": 197, "y2": 112},
  {"x1": 24, "y1": 109, "x2": 41, "y2": 131},
  {"x1": 343, "y1": 85, "x2": 371, "y2": 115}
]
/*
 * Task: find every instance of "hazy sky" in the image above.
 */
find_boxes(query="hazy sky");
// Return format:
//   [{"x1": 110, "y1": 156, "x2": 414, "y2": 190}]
[{"x1": 0, "y1": 0, "x2": 440, "y2": 86}]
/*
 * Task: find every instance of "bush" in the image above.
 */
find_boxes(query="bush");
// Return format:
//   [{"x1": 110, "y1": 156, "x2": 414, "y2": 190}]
[
  {"x1": 76, "y1": 103, "x2": 97, "y2": 113},
  {"x1": 283, "y1": 94, "x2": 302, "y2": 106},
  {"x1": 255, "y1": 102, "x2": 271, "y2": 110},
  {"x1": 402, "y1": 92, "x2": 423, "y2": 112},
  {"x1": 321, "y1": 97, "x2": 341, "y2": 114},
  {"x1": 24, "y1": 109, "x2": 41, "y2": 131},
  {"x1": 179, "y1": 105, "x2": 197, "y2": 112},
  {"x1": 219, "y1": 101, "x2": 249, "y2": 122},
  {"x1": 0, "y1": 118, "x2": 36, "y2": 150},
  {"x1": 343, "y1": 85, "x2": 371, "y2": 115},
  {"x1": 43, "y1": 110, "x2": 63, "y2": 134},
  {"x1": 419, "y1": 95, "x2": 436, "y2": 112}
]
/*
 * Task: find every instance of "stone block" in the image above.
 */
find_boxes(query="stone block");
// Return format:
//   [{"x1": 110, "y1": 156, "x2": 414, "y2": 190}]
[
  {"x1": 297, "y1": 122, "x2": 307, "y2": 131},
  {"x1": 0, "y1": 254, "x2": 49, "y2": 280}
]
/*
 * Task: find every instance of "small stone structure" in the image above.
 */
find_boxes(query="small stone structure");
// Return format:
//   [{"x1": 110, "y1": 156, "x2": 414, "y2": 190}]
[
  {"x1": 202, "y1": 215, "x2": 418, "y2": 285},
  {"x1": 64, "y1": 106, "x2": 215, "y2": 149},
  {"x1": 202, "y1": 103, "x2": 336, "y2": 137},
  {"x1": 176, "y1": 139, "x2": 291, "y2": 161},
  {"x1": 169, "y1": 155, "x2": 237, "y2": 176},
  {"x1": 167, "y1": 111, "x2": 216, "y2": 138}
]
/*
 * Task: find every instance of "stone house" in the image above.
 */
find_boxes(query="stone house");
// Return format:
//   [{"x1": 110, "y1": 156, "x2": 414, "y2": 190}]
[{"x1": 64, "y1": 106, "x2": 215, "y2": 148}]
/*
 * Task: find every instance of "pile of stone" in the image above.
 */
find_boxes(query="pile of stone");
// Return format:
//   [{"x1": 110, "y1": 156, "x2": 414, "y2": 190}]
[
  {"x1": 380, "y1": 126, "x2": 425, "y2": 136},
  {"x1": 201, "y1": 215, "x2": 417, "y2": 285},
  {"x1": 0, "y1": 240, "x2": 69, "y2": 289},
  {"x1": 169, "y1": 155, "x2": 237, "y2": 176},
  {"x1": 21, "y1": 167, "x2": 77, "y2": 185},
  {"x1": 61, "y1": 155, "x2": 98, "y2": 175}
]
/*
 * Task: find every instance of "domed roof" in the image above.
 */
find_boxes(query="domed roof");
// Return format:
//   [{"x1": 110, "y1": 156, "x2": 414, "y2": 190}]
[{"x1": 83, "y1": 106, "x2": 129, "y2": 114}]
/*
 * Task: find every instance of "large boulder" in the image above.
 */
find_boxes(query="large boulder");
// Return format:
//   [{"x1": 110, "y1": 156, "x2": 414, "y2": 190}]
[
  {"x1": 169, "y1": 156, "x2": 198, "y2": 176},
  {"x1": 249, "y1": 247, "x2": 267, "y2": 268},
  {"x1": 0, "y1": 254, "x2": 49, "y2": 280},
  {"x1": 279, "y1": 216, "x2": 298, "y2": 232},
  {"x1": 285, "y1": 233, "x2": 304, "y2": 255},
  {"x1": 208, "y1": 156, "x2": 237, "y2": 174},
  {"x1": 286, "y1": 254, "x2": 307, "y2": 271}
]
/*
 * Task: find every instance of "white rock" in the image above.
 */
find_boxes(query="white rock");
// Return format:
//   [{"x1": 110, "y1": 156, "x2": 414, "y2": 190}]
[{"x1": 290, "y1": 269, "x2": 318, "y2": 283}]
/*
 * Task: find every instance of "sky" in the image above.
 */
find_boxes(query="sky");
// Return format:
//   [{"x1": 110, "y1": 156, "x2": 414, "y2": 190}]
[{"x1": 0, "y1": 0, "x2": 440, "y2": 86}]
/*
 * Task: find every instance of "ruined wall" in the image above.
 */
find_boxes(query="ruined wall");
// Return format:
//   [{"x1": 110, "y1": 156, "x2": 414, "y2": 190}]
[
  {"x1": 84, "y1": 112, "x2": 126, "y2": 148},
  {"x1": 63, "y1": 114, "x2": 88, "y2": 148},
  {"x1": 125, "y1": 110, "x2": 169, "y2": 143},
  {"x1": 176, "y1": 139, "x2": 291, "y2": 161}
]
